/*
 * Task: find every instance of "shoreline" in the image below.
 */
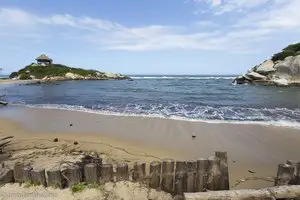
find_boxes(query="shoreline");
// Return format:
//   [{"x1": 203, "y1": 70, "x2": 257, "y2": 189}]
[
  {"x1": 1, "y1": 106, "x2": 300, "y2": 189},
  {"x1": 12, "y1": 104, "x2": 300, "y2": 130}
]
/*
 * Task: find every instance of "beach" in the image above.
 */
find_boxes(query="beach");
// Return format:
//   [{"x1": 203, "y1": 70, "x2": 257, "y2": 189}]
[{"x1": 1, "y1": 106, "x2": 300, "y2": 190}]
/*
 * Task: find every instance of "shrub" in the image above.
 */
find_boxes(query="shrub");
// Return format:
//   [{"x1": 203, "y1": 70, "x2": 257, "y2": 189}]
[
  {"x1": 9, "y1": 72, "x2": 19, "y2": 79},
  {"x1": 272, "y1": 42, "x2": 300, "y2": 61},
  {"x1": 19, "y1": 73, "x2": 32, "y2": 80}
]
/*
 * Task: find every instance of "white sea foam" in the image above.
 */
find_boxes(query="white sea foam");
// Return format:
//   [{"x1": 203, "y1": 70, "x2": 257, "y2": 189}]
[
  {"x1": 130, "y1": 76, "x2": 236, "y2": 80},
  {"x1": 15, "y1": 103, "x2": 300, "y2": 130}
]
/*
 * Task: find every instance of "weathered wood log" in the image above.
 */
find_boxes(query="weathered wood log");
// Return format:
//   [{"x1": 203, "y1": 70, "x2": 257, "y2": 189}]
[
  {"x1": 207, "y1": 156, "x2": 221, "y2": 191},
  {"x1": 286, "y1": 160, "x2": 300, "y2": 185},
  {"x1": 100, "y1": 164, "x2": 113, "y2": 184},
  {"x1": 186, "y1": 160, "x2": 197, "y2": 192},
  {"x1": 149, "y1": 161, "x2": 161, "y2": 190},
  {"x1": 0, "y1": 136, "x2": 14, "y2": 141},
  {"x1": 31, "y1": 168, "x2": 47, "y2": 186},
  {"x1": 13, "y1": 162, "x2": 24, "y2": 183},
  {"x1": 65, "y1": 165, "x2": 82, "y2": 187},
  {"x1": 84, "y1": 163, "x2": 100, "y2": 184},
  {"x1": 22, "y1": 165, "x2": 33, "y2": 183},
  {"x1": 116, "y1": 163, "x2": 129, "y2": 181},
  {"x1": 275, "y1": 163, "x2": 295, "y2": 186},
  {"x1": 132, "y1": 162, "x2": 146, "y2": 182},
  {"x1": 47, "y1": 167, "x2": 64, "y2": 188},
  {"x1": 0, "y1": 168, "x2": 14, "y2": 184},
  {"x1": 175, "y1": 161, "x2": 187, "y2": 194},
  {"x1": 161, "y1": 159, "x2": 175, "y2": 193},
  {"x1": 215, "y1": 151, "x2": 229, "y2": 190},
  {"x1": 184, "y1": 185, "x2": 300, "y2": 200},
  {"x1": 195, "y1": 158, "x2": 209, "y2": 192}
]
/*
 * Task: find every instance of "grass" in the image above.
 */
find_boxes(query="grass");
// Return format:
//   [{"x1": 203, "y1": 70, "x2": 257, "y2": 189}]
[{"x1": 70, "y1": 182, "x2": 105, "y2": 193}]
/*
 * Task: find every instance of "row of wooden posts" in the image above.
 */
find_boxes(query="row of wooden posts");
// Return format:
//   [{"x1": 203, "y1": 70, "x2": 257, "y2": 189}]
[{"x1": 7, "y1": 151, "x2": 229, "y2": 195}]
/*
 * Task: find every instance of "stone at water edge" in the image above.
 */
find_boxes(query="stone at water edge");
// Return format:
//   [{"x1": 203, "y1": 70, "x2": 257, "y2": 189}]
[{"x1": 273, "y1": 78, "x2": 289, "y2": 86}]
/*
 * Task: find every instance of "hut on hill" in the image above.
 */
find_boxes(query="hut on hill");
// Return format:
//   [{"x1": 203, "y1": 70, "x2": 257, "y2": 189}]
[{"x1": 36, "y1": 54, "x2": 52, "y2": 65}]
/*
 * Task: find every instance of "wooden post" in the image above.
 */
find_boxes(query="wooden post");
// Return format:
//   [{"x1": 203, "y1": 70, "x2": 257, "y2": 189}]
[
  {"x1": 286, "y1": 160, "x2": 300, "y2": 185},
  {"x1": 186, "y1": 160, "x2": 197, "y2": 192},
  {"x1": 133, "y1": 162, "x2": 146, "y2": 182},
  {"x1": 275, "y1": 164, "x2": 295, "y2": 186},
  {"x1": 175, "y1": 161, "x2": 187, "y2": 195},
  {"x1": 215, "y1": 151, "x2": 229, "y2": 190},
  {"x1": 22, "y1": 166, "x2": 33, "y2": 183},
  {"x1": 84, "y1": 163, "x2": 100, "y2": 184},
  {"x1": 149, "y1": 161, "x2": 161, "y2": 190},
  {"x1": 13, "y1": 162, "x2": 24, "y2": 183},
  {"x1": 161, "y1": 159, "x2": 175, "y2": 193},
  {"x1": 31, "y1": 168, "x2": 47, "y2": 186},
  {"x1": 100, "y1": 164, "x2": 113, "y2": 184},
  {"x1": 65, "y1": 165, "x2": 82, "y2": 187},
  {"x1": 116, "y1": 163, "x2": 129, "y2": 181},
  {"x1": 47, "y1": 167, "x2": 64, "y2": 188},
  {"x1": 0, "y1": 168, "x2": 14, "y2": 184},
  {"x1": 207, "y1": 156, "x2": 221, "y2": 191},
  {"x1": 196, "y1": 158, "x2": 209, "y2": 192}
]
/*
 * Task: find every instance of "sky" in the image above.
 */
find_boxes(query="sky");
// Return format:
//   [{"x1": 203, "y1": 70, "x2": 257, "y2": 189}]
[{"x1": 0, "y1": 0, "x2": 299, "y2": 75}]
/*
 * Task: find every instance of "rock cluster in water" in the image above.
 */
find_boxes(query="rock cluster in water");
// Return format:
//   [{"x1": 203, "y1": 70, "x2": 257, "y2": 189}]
[{"x1": 234, "y1": 55, "x2": 300, "y2": 86}]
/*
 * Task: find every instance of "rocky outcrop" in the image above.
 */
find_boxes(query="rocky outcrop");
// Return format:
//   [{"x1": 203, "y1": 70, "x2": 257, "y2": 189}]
[{"x1": 234, "y1": 55, "x2": 300, "y2": 86}]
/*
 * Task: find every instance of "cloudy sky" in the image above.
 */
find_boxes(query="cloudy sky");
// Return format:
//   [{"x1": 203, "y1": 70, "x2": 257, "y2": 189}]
[{"x1": 0, "y1": 0, "x2": 299, "y2": 75}]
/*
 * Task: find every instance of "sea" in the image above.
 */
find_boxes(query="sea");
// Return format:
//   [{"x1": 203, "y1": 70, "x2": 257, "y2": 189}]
[{"x1": 1, "y1": 75, "x2": 300, "y2": 128}]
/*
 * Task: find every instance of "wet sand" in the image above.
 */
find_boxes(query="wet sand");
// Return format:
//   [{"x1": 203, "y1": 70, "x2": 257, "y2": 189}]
[{"x1": 1, "y1": 106, "x2": 300, "y2": 189}]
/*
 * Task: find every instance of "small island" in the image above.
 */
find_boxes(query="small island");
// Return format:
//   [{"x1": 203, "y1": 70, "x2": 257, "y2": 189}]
[
  {"x1": 9, "y1": 54, "x2": 130, "y2": 82},
  {"x1": 234, "y1": 42, "x2": 300, "y2": 86}
]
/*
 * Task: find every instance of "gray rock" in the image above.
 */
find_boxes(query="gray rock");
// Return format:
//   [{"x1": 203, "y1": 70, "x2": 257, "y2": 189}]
[
  {"x1": 255, "y1": 60, "x2": 275, "y2": 75},
  {"x1": 274, "y1": 55, "x2": 300, "y2": 79},
  {"x1": 245, "y1": 72, "x2": 267, "y2": 80}
]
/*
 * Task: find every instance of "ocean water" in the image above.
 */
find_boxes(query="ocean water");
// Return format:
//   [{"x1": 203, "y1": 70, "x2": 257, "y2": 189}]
[{"x1": 1, "y1": 75, "x2": 300, "y2": 127}]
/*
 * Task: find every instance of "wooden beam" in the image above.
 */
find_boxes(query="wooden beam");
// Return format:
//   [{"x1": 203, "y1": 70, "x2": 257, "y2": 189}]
[{"x1": 184, "y1": 185, "x2": 300, "y2": 200}]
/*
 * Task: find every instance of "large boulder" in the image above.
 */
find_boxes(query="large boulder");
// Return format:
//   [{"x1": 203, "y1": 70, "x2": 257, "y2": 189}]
[
  {"x1": 255, "y1": 60, "x2": 275, "y2": 75},
  {"x1": 273, "y1": 55, "x2": 300, "y2": 80},
  {"x1": 244, "y1": 72, "x2": 267, "y2": 80}
]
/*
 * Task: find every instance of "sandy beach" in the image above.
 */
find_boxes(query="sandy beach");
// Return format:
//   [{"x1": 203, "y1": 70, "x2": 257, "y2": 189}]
[{"x1": 1, "y1": 106, "x2": 300, "y2": 191}]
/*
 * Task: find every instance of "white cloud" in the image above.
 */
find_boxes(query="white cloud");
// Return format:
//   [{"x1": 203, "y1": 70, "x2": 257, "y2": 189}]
[{"x1": 0, "y1": 1, "x2": 299, "y2": 52}]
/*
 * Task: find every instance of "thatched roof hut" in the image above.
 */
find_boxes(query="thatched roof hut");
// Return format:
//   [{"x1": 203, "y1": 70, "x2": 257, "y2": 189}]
[{"x1": 36, "y1": 54, "x2": 53, "y2": 65}]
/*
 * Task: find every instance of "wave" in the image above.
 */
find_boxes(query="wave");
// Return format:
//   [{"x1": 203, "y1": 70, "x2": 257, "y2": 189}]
[
  {"x1": 15, "y1": 103, "x2": 300, "y2": 129},
  {"x1": 130, "y1": 76, "x2": 236, "y2": 80}
]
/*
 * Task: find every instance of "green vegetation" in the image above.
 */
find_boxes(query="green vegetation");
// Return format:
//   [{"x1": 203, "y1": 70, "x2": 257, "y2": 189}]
[
  {"x1": 71, "y1": 183, "x2": 87, "y2": 193},
  {"x1": 10, "y1": 63, "x2": 100, "y2": 80},
  {"x1": 272, "y1": 42, "x2": 300, "y2": 61},
  {"x1": 19, "y1": 73, "x2": 31, "y2": 80},
  {"x1": 70, "y1": 182, "x2": 106, "y2": 193}
]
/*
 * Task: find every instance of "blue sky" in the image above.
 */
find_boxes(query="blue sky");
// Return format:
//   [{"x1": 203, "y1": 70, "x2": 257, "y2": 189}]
[{"x1": 0, "y1": 0, "x2": 299, "y2": 75}]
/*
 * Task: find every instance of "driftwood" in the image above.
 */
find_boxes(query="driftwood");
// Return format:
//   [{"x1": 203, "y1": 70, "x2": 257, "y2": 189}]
[
  {"x1": 184, "y1": 185, "x2": 300, "y2": 200},
  {"x1": 0, "y1": 136, "x2": 13, "y2": 155}
]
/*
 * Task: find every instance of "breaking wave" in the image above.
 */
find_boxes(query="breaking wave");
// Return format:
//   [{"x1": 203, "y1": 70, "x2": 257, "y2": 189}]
[{"x1": 19, "y1": 103, "x2": 300, "y2": 129}]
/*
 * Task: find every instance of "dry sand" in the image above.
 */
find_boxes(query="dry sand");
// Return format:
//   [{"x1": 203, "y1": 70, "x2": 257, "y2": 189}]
[{"x1": 0, "y1": 105, "x2": 300, "y2": 199}]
